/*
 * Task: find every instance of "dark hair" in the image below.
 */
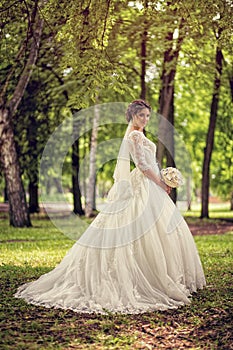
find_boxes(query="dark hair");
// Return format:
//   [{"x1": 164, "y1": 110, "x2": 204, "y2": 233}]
[{"x1": 126, "y1": 99, "x2": 151, "y2": 122}]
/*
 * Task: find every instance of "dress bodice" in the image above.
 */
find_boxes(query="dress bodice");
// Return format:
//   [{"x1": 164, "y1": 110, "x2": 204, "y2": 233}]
[{"x1": 128, "y1": 130, "x2": 160, "y2": 175}]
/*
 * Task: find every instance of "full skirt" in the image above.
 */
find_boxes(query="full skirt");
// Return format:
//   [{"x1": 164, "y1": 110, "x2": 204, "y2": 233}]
[{"x1": 15, "y1": 169, "x2": 206, "y2": 314}]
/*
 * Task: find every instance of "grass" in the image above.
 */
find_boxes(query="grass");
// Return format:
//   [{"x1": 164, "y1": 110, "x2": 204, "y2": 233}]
[
  {"x1": 0, "y1": 218, "x2": 232, "y2": 349},
  {"x1": 182, "y1": 202, "x2": 232, "y2": 219}
]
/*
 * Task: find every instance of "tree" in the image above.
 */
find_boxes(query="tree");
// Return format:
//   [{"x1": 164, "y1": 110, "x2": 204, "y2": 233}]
[
  {"x1": 85, "y1": 104, "x2": 100, "y2": 217},
  {"x1": 200, "y1": 0, "x2": 233, "y2": 218},
  {"x1": 0, "y1": 0, "x2": 44, "y2": 226},
  {"x1": 156, "y1": 13, "x2": 185, "y2": 165},
  {"x1": 201, "y1": 46, "x2": 223, "y2": 218},
  {"x1": 151, "y1": 2, "x2": 185, "y2": 203},
  {"x1": 139, "y1": 0, "x2": 148, "y2": 100},
  {"x1": 210, "y1": 62, "x2": 233, "y2": 210},
  {"x1": 72, "y1": 115, "x2": 85, "y2": 215}
]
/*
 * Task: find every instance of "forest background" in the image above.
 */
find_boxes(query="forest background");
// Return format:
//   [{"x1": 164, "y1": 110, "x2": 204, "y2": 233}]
[{"x1": 0, "y1": 0, "x2": 232, "y2": 227}]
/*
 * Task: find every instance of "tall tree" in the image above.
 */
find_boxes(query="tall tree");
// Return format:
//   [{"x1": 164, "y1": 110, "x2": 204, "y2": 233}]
[
  {"x1": 198, "y1": 0, "x2": 233, "y2": 218},
  {"x1": 72, "y1": 115, "x2": 85, "y2": 215},
  {"x1": 140, "y1": 0, "x2": 148, "y2": 100},
  {"x1": 0, "y1": 0, "x2": 44, "y2": 226},
  {"x1": 157, "y1": 13, "x2": 185, "y2": 165},
  {"x1": 201, "y1": 46, "x2": 223, "y2": 218},
  {"x1": 85, "y1": 104, "x2": 100, "y2": 217},
  {"x1": 27, "y1": 113, "x2": 40, "y2": 213}
]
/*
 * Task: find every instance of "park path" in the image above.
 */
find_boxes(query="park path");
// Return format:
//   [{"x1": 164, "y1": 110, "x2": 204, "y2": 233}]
[{"x1": 0, "y1": 202, "x2": 232, "y2": 235}]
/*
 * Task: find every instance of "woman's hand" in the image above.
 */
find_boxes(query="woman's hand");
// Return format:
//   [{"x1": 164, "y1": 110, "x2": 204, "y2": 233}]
[
  {"x1": 166, "y1": 185, "x2": 172, "y2": 195},
  {"x1": 159, "y1": 180, "x2": 171, "y2": 195},
  {"x1": 142, "y1": 168, "x2": 172, "y2": 195}
]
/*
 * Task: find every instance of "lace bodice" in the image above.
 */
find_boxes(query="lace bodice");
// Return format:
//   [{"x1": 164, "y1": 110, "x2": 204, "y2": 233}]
[{"x1": 128, "y1": 130, "x2": 158, "y2": 174}]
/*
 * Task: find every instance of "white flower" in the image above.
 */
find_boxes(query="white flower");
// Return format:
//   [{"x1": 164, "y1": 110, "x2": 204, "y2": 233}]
[{"x1": 160, "y1": 167, "x2": 184, "y2": 188}]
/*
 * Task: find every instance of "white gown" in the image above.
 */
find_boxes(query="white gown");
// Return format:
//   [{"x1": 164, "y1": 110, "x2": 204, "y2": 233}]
[{"x1": 15, "y1": 130, "x2": 206, "y2": 314}]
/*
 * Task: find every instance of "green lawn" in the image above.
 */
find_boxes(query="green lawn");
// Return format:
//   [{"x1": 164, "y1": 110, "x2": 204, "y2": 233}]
[
  {"x1": 183, "y1": 202, "x2": 232, "y2": 219},
  {"x1": 0, "y1": 218, "x2": 232, "y2": 349}
]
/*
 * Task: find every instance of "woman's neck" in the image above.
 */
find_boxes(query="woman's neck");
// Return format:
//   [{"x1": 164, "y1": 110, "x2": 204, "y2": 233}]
[{"x1": 131, "y1": 126, "x2": 144, "y2": 132}]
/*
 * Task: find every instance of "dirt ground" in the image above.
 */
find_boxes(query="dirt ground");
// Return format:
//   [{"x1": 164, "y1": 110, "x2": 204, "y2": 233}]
[
  {"x1": 188, "y1": 219, "x2": 233, "y2": 236},
  {"x1": 0, "y1": 203, "x2": 232, "y2": 236}
]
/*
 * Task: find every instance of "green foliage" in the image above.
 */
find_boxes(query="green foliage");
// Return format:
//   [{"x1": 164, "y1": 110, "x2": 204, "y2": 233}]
[
  {"x1": 0, "y1": 0, "x2": 232, "y2": 208},
  {"x1": 175, "y1": 10, "x2": 233, "y2": 199},
  {"x1": 0, "y1": 218, "x2": 232, "y2": 349},
  {"x1": 43, "y1": 0, "x2": 134, "y2": 107},
  {"x1": 210, "y1": 69, "x2": 233, "y2": 200},
  {"x1": 0, "y1": 0, "x2": 40, "y2": 98}
]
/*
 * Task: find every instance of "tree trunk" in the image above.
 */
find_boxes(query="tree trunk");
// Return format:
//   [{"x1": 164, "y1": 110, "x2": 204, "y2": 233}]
[
  {"x1": 140, "y1": 30, "x2": 147, "y2": 100},
  {"x1": 82, "y1": 128, "x2": 88, "y2": 200},
  {"x1": 85, "y1": 105, "x2": 100, "y2": 217},
  {"x1": 157, "y1": 17, "x2": 184, "y2": 165},
  {"x1": 201, "y1": 47, "x2": 223, "y2": 218},
  {"x1": 4, "y1": 184, "x2": 8, "y2": 203},
  {"x1": 229, "y1": 75, "x2": 233, "y2": 212},
  {"x1": 6, "y1": 8, "x2": 44, "y2": 115},
  {"x1": 165, "y1": 90, "x2": 177, "y2": 203},
  {"x1": 27, "y1": 114, "x2": 40, "y2": 213},
  {"x1": 29, "y1": 181, "x2": 39, "y2": 213},
  {"x1": 0, "y1": 2, "x2": 44, "y2": 226},
  {"x1": 187, "y1": 176, "x2": 192, "y2": 211},
  {"x1": 140, "y1": 1, "x2": 148, "y2": 100},
  {"x1": 72, "y1": 116, "x2": 84, "y2": 215},
  {"x1": 92, "y1": 175, "x2": 97, "y2": 211},
  {"x1": 43, "y1": 68, "x2": 84, "y2": 215},
  {"x1": 0, "y1": 108, "x2": 31, "y2": 226}
]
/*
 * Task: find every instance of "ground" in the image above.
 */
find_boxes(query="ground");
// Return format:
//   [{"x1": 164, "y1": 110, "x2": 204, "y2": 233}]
[
  {"x1": 0, "y1": 202, "x2": 232, "y2": 236},
  {"x1": 188, "y1": 219, "x2": 233, "y2": 236},
  {"x1": 0, "y1": 203, "x2": 232, "y2": 349}
]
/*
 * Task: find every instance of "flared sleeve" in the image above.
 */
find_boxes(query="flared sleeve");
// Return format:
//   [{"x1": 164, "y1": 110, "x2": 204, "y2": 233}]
[{"x1": 128, "y1": 130, "x2": 152, "y2": 172}]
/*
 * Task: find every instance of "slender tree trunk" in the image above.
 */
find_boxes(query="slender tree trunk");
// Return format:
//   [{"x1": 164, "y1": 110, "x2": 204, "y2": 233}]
[
  {"x1": 0, "y1": 2, "x2": 44, "y2": 226},
  {"x1": 140, "y1": 1, "x2": 148, "y2": 100},
  {"x1": 43, "y1": 67, "x2": 84, "y2": 216},
  {"x1": 165, "y1": 90, "x2": 177, "y2": 203},
  {"x1": 82, "y1": 127, "x2": 88, "y2": 200},
  {"x1": 140, "y1": 31, "x2": 147, "y2": 100},
  {"x1": 29, "y1": 182, "x2": 39, "y2": 213},
  {"x1": 187, "y1": 176, "x2": 192, "y2": 211},
  {"x1": 157, "y1": 17, "x2": 184, "y2": 165},
  {"x1": 229, "y1": 74, "x2": 233, "y2": 102},
  {"x1": 229, "y1": 76, "x2": 233, "y2": 212},
  {"x1": 85, "y1": 105, "x2": 100, "y2": 217},
  {"x1": 27, "y1": 114, "x2": 40, "y2": 213},
  {"x1": 92, "y1": 176, "x2": 97, "y2": 211},
  {"x1": 4, "y1": 183, "x2": 8, "y2": 202},
  {"x1": 201, "y1": 47, "x2": 223, "y2": 218},
  {"x1": 72, "y1": 116, "x2": 84, "y2": 215}
]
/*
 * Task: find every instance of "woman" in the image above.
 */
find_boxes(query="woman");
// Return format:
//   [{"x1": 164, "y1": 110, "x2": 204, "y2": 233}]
[{"x1": 15, "y1": 100, "x2": 206, "y2": 314}]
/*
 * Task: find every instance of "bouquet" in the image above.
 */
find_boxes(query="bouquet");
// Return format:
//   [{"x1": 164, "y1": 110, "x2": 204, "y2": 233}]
[{"x1": 161, "y1": 167, "x2": 184, "y2": 188}]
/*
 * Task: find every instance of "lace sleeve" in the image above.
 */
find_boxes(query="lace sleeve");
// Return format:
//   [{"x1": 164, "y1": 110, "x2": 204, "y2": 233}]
[{"x1": 128, "y1": 131, "x2": 152, "y2": 172}]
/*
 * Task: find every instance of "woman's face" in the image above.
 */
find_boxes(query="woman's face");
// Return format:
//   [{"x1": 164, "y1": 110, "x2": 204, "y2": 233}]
[{"x1": 132, "y1": 108, "x2": 150, "y2": 130}]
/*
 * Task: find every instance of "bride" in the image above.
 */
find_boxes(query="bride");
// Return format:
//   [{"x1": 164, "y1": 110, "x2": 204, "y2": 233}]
[{"x1": 15, "y1": 100, "x2": 206, "y2": 314}]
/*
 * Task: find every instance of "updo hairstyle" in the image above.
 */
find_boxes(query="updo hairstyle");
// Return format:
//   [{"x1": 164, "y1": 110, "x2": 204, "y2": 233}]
[{"x1": 126, "y1": 100, "x2": 151, "y2": 123}]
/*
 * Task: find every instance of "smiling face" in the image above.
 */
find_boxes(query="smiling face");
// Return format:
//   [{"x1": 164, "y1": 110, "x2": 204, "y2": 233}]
[{"x1": 132, "y1": 108, "x2": 150, "y2": 131}]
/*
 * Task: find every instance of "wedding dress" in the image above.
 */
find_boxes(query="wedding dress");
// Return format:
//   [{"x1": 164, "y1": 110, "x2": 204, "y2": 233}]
[{"x1": 15, "y1": 129, "x2": 206, "y2": 314}]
